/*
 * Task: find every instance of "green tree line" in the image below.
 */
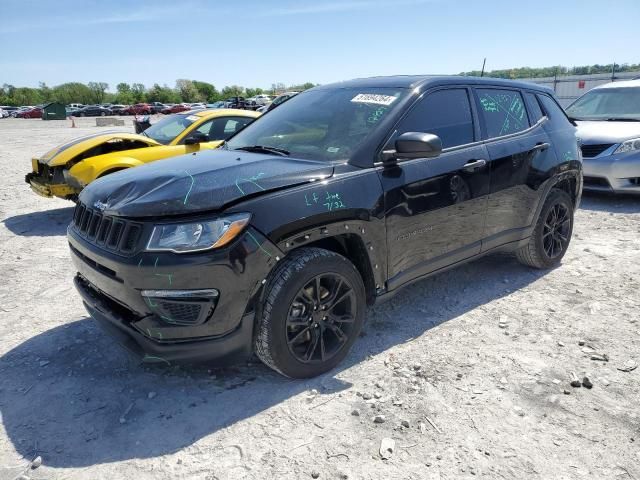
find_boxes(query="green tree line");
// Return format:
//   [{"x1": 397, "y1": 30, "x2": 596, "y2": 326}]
[
  {"x1": 461, "y1": 62, "x2": 640, "y2": 79},
  {"x1": 0, "y1": 79, "x2": 318, "y2": 107}
]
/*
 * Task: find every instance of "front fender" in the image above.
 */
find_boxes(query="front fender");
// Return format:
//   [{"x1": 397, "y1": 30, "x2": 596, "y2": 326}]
[{"x1": 69, "y1": 157, "x2": 144, "y2": 186}]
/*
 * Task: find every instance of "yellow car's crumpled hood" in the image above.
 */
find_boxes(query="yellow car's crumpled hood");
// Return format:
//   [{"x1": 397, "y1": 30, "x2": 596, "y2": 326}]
[{"x1": 40, "y1": 131, "x2": 160, "y2": 167}]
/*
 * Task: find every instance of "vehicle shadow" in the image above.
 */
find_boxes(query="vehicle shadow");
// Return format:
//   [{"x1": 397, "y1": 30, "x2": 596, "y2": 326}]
[
  {"x1": 0, "y1": 253, "x2": 546, "y2": 468},
  {"x1": 579, "y1": 191, "x2": 640, "y2": 213},
  {"x1": 2, "y1": 207, "x2": 74, "y2": 237}
]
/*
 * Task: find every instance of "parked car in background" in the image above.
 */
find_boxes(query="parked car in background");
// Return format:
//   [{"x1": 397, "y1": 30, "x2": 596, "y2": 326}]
[
  {"x1": 12, "y1": 106, "x2": 35, "y2": 117},
  {"x1": 16, "y1": 107, "x2": 43, "y2": 118},
  {"x1": 109, "y1": 105, "x2": 128, "y2": 115},
  {"x1": 190, "y1": 103, "x2": 206, "y2": 110},
  {"x1": 207, "y1": 101, "x2": 226, "y2": 109},
  {"x1": 225, "y1": 96, "x2": 246, "y2": 109},
  {"x1": 73, "y1": 105, "x2": 112, "y2": 117},
  {"x1": 0, "y1": 108, "x2": 8, "y2": 118},
  {"x1": 65, "y1": 106, "x2": 81, "y2": 116},
  {"x1": 149, "y1": 102, "x2": 166, "y2": 114},
  {"x1": 26, "y1": 108, "x2": 260, "y2": 201},
  {"x1": 122, "y1": 103, "x2": 152, "y2": 115},
  {"x1": 265, "y1": 91, "x2": 299, "y2": 112},
  {"x1": 566, "y1": 79, "x2": 640, "y2": 195},
  {"x1": 1, "y1": 106, "x2": 19, "y2": 117},
  {"x1": 254, "y1": 94, "x2": 272, "y2": 105},
  {"x1": 68, "y1": 103, "x2": 85, "y2": 109},
  {"x1": 66, "y1": 76, "x2": 581, "y2": 377},
  {"x1": 161, "y1": 104, "x2": 190, "y2": 114}
]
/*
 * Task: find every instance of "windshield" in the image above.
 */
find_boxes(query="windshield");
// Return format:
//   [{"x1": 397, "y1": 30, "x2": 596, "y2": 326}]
[
  {"x1": 566, "y1": 87, "x2": 640, "y2": 120},
  {"x1": 226, "y1": 88, "x2": 405, "y2": 161},
  {"x1": 142, "y1": 114, "x2": 197, "y2": 144}
]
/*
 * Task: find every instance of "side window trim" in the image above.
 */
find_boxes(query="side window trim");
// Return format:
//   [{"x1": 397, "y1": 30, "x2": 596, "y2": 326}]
[{"x1": 376, "y1": 85, "x2": 479, "y2": 162}]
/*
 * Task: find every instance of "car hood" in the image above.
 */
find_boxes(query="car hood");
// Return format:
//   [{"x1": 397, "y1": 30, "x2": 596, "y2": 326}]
[
  {"x1": 575, "y1": 120, "x2": 640, "y2": 144},
  {"x1": 40, "y1": 132, "x2": 160, "y2": 167},
  {"x1": 78, "y1": 149, "x2": 335, "y2": 217}
]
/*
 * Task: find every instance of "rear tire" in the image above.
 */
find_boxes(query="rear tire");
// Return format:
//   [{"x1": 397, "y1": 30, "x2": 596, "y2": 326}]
[
  {"x1": 516, "y1": 189, "x2": 574, "y2": 269},
  {"x1": 255, "y1": 248, "x2": 366, "y2": 378}
]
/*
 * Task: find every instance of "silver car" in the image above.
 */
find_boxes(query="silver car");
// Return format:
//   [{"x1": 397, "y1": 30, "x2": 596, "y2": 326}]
[{"x1": 566, "y1": 80, "x2": 640, "y2": 194}]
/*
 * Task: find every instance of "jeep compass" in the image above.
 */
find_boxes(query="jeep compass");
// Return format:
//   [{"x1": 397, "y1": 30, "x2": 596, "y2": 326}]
[{"x1": 68, "y1": 76, "x2": 582, "y2": 378}]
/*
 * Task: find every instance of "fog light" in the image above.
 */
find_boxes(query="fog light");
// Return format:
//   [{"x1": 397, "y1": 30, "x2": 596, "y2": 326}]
[{"x1": 141, "y1": 289, "x2": 219, "y2": 326}]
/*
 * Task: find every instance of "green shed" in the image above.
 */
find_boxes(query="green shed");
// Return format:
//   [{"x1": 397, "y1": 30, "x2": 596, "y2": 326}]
[{"x1": 42, "y1": 102, "x2": 67, "y2": 120}]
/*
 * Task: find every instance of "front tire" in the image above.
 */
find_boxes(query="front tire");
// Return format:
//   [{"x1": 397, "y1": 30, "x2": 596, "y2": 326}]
[
  {"x1": 255, "y1": 248, "x2": 366, "y2": 378},
  {"x1": 516, "y1": 189, "x2": 574, "y2": 269}
]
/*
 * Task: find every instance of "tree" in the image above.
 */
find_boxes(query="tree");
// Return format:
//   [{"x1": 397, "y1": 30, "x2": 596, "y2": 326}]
[
  {"x1": 147, "y1": 83, "x2": 180, "y2": 103},
  {"x1": 221, "y1": 85, "x2": 244, "y2": 98},
  {"x1": 51, "y1": 82, "x2": 93, "y2": 105},
  {"x1": 192, "y1": 80, "x2": 219, "y2": 102},
  {"x1": 175, "y1": 79, "x2": 202, "y2": 102},
  {"x1": 88, "y1": 82, "x2": 109, "y2": 104},
  {"x1": 131, "y1": 83, "x2": 146, "y2": 103}
]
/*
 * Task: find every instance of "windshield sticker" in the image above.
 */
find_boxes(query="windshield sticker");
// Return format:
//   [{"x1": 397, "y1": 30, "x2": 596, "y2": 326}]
[
  {"x1": 351, "y1": 94, "x2": 397, "y2": 106},
  {"x1": 185, "y1": 115, "x2": 199, "y2": 122},
  {"x1": 327, "y1": 147, "x2": 340, "y2": 153}
]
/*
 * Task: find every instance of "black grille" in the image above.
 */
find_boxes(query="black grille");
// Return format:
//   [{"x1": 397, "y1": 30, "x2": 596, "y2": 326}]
[
  {"x1": 72, "y1": 202, "x2": 143, "y2": 255},
  {"x1": 157, "y1": 301, "x2": 203, "y2": 325},
  {"x1": 581, "y1": 144, "x2": 614, "y2": 158}
]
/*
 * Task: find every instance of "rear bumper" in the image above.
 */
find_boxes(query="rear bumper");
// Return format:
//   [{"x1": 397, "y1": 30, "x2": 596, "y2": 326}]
[
  {"x1": 75, "y1": 275, "x2": 254, "y2": 364},
  {"x1": 582, "y1": 151, "x2": 640, "y2": 194}
]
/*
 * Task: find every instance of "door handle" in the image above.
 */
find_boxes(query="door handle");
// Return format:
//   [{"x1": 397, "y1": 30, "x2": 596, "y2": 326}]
[
  {"x1": 463, "y1": 159, "x2": 487, "y2": 171},
  {"x1": 533, "y1": 142, "x2": 550, "y2": 151}
]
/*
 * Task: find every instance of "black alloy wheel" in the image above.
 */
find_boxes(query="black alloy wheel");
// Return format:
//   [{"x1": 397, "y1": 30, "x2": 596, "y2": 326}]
[
  {"x1": 286, "y1": 273, "x2": 356, "y2": 364},
  {"x1": 255, "y1": 247, "x2": 366, "y2": 378},
  {"x1": 516, "y1": 188, "x2": 574, "y2": 269},
  {"x1": 542, "y1": 203, "x2": 570, "y2": 259}
]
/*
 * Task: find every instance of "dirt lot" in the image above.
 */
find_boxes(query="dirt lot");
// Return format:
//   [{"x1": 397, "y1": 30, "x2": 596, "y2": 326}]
[{"x1": 0, "y1": 117, "x2": 639, "y2": 480}]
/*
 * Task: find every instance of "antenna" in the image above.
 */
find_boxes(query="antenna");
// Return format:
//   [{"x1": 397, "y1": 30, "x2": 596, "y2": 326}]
[{"x1": 480, "y1": 58, "x2": 486, "y2": 77}]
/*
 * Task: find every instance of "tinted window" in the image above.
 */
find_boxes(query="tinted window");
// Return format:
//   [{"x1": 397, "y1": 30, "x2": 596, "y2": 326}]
[
  {"x1": 525, "y1": 92, "x2": 544, "y2": 123},
  {"x1": 477, "y1": 89, "x2": 529, "y2": 138},
  {"x1": 537, "y1": 94, "x2": 573, "y2": 129},
  {"x1": 195, "y1": 116, "x2": 253, "y2": 140},
  {"x1": 391, "y1": 89, "x2": 474, "y2": 149}
]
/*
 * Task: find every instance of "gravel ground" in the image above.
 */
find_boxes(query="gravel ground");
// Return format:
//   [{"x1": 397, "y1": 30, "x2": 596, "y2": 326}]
[{"x1": 0, "y1": 118, "x2": 639, "y2": 480}]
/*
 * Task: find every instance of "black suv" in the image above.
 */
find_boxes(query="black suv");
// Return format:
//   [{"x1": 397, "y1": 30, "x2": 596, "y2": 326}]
[{"x1": 68, "y1": 76, "x2": 582, "y2": 378}]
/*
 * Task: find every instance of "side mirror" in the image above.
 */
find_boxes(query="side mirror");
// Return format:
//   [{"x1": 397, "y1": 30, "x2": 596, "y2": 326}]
[
  {"x1": 185, "y1": 131, "x2": 209, "y2": 145},
  {"x1": 394, "y1": 132, "x2": 442, "y2": 160}
]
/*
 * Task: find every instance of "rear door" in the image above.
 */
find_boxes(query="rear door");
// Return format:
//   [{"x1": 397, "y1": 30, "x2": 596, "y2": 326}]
[
  {"x1": 474, "y1": 87, "x2": 557, "y2": 250},
  {"x1": 379, "y1": 87, "x2": 491, "y2": 289}
]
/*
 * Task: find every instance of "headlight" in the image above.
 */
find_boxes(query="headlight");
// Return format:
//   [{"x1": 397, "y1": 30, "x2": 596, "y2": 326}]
[
  {"x1": 146, "y1": 213, "x2": 250, "y2": 253},
  {"x1": 614, "y1": 137, "x2": 640, "y2": 154}
]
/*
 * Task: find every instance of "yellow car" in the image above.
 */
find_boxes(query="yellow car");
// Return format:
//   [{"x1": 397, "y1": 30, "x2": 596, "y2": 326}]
[{"x1": 26, "y1": 109, "x2": 260, "y2": 200}]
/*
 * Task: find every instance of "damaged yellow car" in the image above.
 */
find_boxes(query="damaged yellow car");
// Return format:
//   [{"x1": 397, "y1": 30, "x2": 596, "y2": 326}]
[{"x1": 26, "y1": 109, "x2": 260, "y2": 200}]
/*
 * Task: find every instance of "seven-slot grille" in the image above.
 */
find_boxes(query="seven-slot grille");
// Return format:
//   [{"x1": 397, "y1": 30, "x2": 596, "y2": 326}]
[
  {"x1": 72, "y1": 202, "x2": 143, "y2": 254},
  {"x1": 580, "y1": 143, "x2": 614, "y2": 158}
]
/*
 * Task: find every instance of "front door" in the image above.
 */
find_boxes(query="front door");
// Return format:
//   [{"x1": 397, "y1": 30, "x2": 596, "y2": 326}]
[{"x1": 378, "y1": 87, "x2": 491, "y2": 290}]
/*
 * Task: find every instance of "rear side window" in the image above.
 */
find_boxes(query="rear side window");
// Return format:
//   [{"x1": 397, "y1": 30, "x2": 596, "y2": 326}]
[
  {"x1": 525, "y1": 92, "x2": 544, "y2": 123},
  {"x1": 477, "y1": 89, "x2": 529, "y2": 138},
  {"x1": 537, "y1": 94, "x2": 573, "y2": 130},
  {"x1": 392, "y1": 89, "x2": 474, "y2": 149}
]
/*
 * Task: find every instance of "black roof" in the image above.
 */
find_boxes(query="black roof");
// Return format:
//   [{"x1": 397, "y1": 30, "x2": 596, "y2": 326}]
[{"x1": 316, "y1": 75, "x2": 554, "y2": 94}]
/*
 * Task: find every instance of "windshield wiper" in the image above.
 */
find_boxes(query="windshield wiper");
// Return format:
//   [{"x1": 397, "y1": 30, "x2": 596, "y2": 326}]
[
  {"x1": 604, "y1": 117, "x2": 640, "y2": 122},
  {"x1": 234, "y1": 145, "x2": 290, "y2": 156}
]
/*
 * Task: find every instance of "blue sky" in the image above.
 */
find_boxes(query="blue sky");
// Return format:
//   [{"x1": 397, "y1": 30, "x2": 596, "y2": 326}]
[{"x1": 1, "y1": 0, "x2": 638, "y2": 91}]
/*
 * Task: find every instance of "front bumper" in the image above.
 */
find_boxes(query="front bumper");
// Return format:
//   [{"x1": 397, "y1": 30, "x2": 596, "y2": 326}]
[
  {"x1": 75, "y1": 276, "x2": 255, "y2": 364},
  {"x1": 68, "y1": 224, "x2": 281, "y2": 364},
  {"x1": 582, "y1": 151, "x2": 640, "y2": 194},
  {"x1": 25, "y1": 160, "x2": 80, "y2": 199}
]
